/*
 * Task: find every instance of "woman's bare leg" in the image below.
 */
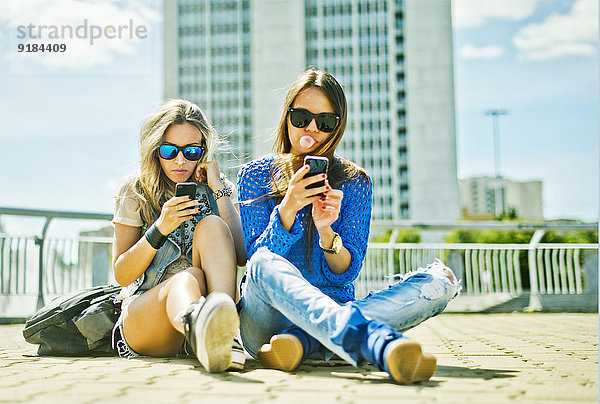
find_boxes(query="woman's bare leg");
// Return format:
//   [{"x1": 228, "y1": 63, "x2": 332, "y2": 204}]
[
  {"x1": 122, "y1": 267, "x2": 207, "y2": 357},
  {"x1": 192, "y1": 215, "x2": 237, "y2": 300},
  {"x1": 122, "y1": 216, "x2": 239, "y2": 363}
]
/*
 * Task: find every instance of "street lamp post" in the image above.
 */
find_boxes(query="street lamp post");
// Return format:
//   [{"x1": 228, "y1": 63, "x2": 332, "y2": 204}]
[{"x1": 485, "y1": 109, "x2": 508, "y2": 218}]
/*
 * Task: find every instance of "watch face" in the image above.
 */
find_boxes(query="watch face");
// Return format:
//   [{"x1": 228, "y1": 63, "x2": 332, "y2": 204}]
[
  {"x1": 332, "y1": 233, "x2": 342, "y2": 253},
  {"x1": 320, "y1": 233, "x2": 342, "y2": 254},
  {"x1": 328, "y1": 233, "x2": 342, "y2": 254}
]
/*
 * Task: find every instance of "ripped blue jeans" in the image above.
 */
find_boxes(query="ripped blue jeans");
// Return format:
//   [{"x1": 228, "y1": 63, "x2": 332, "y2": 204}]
[{"x1": 238, "y1": 248, "x2": 461, "y2": 366}]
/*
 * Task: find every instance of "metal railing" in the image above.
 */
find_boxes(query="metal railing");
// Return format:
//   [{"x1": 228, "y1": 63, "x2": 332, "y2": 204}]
[
  {"x1": 359, "y1": 242, "x2": 595, "y2": 291},
  {"x1": 358, "y1": 222, "x2": 598, "y2": 312},
  {"x1": 0, "y1": 234, "x2": 113, "y2": 289},
  {"x1": 0, "y1": 207, "x2": 598, "y2": 317},
  {"x1": 0, "y1": 207, "x2": 113, "y2": 317},
  {"x1": 359, "y1": 242, "x2": 525, "y2": 296}
]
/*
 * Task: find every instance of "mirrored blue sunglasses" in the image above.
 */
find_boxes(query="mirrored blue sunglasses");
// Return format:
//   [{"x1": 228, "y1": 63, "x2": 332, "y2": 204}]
[{"x1": 158, "y1": 144, "x2": 205, "y2": 161}]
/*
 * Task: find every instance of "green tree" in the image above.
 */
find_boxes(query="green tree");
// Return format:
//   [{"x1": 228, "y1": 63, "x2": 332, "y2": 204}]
[
  {"x1": 541, "y1": 230, "x2": 598, "y2": 244},
  {"x1": 372, "y1": 230, "x2": 421, "y2": 243},
  {"x1": 498, "y1": 206, "x2": 519, "y2": 221},
  {"x1": 445, "y1": 230, "x2": 598, "y2": 244}
]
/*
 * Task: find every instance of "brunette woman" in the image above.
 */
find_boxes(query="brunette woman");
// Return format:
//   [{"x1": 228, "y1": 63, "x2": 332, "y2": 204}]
[{"x1": 236, "y1": 69, "x2": 460, "y2": 383}]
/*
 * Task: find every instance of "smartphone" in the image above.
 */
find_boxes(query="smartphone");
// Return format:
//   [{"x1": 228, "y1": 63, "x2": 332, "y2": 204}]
[
  {"x1": 304, "y1": 155, "x2": 329, "y2": 194},
  {"x1": 175, "y1": 182, "x2": 196, "y2": 200},
  {"x1": 176, "y1": 181, "x2": 219, "y2": 219}
]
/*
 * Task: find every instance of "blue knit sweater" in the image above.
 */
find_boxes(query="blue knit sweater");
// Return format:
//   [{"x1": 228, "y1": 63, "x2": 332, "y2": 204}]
[{"x1": 236, "y1": 155, "x2": 373, "y2": 303}]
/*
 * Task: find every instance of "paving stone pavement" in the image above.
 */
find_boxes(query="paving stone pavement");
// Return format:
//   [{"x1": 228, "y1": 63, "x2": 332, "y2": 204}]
[{"x1": 0, "y1": 313, "x2": 597, "y2": 404}]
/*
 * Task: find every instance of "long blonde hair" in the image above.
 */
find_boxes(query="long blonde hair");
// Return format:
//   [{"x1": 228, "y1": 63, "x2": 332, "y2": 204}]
[{"x1": 125, "y1": 99, "x2": 221, "y2": 226}]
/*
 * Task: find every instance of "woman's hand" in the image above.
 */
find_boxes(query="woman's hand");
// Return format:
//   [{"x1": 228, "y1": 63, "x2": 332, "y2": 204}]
[
  {"x1": 195, "y1": 160, "x2": 223, "y2": 190},
  {"x1": 312, "y1": 185, "x2": 343, "y2": 230},
  {"x1": 314, "y1": 186, "x2": 350, "y2": 275},
  {"x1": 155, "y1": 196, "x2": 200, "y2": 235},
  {"x1": 279, "y1": 164, "x2": 330, "y2": 230}
]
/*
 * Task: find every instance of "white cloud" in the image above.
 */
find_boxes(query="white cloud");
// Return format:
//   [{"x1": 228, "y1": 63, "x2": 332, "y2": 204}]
[
  {"x1": 452, "y1": 0, "x2": 543, "y2": 29},
  {"x1": 513, "y1": 0, "x2": 598, "y2": 60},
  {"x1": 0, "y1": 0, "x2": 160, "y2": 69},
  {"x1": 460, "y1": 44, "x2": 504, "y2": 60}
]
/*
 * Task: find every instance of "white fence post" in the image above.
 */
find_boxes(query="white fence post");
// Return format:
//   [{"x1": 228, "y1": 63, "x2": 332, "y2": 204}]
[{"x1": 526, "y1": 230, "x2": 545, "y2": 311}]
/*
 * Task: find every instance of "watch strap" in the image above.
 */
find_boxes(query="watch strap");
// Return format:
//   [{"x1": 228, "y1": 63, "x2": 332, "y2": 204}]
[{"x1": 319, "y1": 232, "x2": 341, "y2": 254}]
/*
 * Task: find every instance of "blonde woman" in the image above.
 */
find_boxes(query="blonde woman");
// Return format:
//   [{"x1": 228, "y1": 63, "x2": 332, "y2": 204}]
[{"x1": 111, "y1": 99, "x2": 246, "y2": 372}]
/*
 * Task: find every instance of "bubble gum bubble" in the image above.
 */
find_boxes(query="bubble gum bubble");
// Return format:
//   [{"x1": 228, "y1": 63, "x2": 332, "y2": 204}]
[{"x1": 300, "y1": 136, "x2": 315, "y2": 149}]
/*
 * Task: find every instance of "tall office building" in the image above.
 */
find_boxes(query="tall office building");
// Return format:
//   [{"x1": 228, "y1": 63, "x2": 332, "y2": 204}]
[
  {"x1": 164, "y1": 0, "x2": 253, "y2": 174},
  {"x1": 164, "y1": 0, "x2": 459, "y2": 221}
]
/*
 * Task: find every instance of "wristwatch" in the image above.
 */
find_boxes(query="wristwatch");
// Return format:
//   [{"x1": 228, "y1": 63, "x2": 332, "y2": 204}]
[{"x1": 320, "y1": 232, "x2": 342, "y2": 254}]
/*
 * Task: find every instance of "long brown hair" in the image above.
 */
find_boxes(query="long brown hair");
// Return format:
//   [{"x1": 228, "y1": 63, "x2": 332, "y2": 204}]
[{"x1": 269, "y1": 69, "x2": 367, "y2": 267}]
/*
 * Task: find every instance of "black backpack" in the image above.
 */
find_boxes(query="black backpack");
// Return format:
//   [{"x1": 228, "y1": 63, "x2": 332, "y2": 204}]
[{"x1": 23, "y1": 285, "x2": 122, "y2": 356}]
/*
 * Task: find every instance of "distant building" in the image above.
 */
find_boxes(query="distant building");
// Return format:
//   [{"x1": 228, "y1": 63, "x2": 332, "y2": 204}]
[
  {"x1": 459, "y1": 176, "x2": 544, "y2": 220},
  {"x1": 164, "y1": 0, "x2": 459, "y2": 221}
]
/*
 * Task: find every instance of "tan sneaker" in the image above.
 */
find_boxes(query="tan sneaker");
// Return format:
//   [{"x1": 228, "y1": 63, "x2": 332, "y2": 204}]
[
  {"x1": 385, "y1": 339, "x2": 437, "y2": 384},
  {"x1": 258, "y1": 334, "x2": 304, "y2": 372}
]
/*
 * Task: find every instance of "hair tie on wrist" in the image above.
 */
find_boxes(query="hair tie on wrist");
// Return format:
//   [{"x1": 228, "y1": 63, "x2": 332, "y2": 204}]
[{"x1": 145, "y1": 224, "x2": 167, "y2": 249}]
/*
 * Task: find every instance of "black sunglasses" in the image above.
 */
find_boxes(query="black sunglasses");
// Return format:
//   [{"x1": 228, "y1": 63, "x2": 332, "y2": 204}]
[
  {"x1": 158, "y1": 144, "x2": 205, "y2": 161},
  {"x1": 288, "y1": 108, "x2": 340, "y2": 133}
]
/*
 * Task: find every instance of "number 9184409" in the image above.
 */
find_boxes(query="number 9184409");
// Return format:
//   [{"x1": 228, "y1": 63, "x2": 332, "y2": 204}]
[{"x1": 18, "y1": 43, "x2": 66, "y2": 52}]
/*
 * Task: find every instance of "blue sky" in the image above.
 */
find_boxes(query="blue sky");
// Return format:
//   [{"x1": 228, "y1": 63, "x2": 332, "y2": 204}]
[
  {"x1": 0, "y1": 0, "x2": 597, "y2": 237},
  {"x1": 452, "y1": 0, "x2": 598, "y2": 222}
]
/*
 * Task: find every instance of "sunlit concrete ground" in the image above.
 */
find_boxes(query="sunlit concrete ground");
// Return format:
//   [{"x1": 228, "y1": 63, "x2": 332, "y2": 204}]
[{"x1": 0, "y1": 313, "x2": 597, "y2": 403}]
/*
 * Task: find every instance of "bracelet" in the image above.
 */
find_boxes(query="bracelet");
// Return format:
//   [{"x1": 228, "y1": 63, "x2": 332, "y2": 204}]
[
  {"x1": 145, "y1": 224, "x2": 167, "y2": 250},
  {"x1": 213, "y1": 186, "x2": 233, "y2": 201}
]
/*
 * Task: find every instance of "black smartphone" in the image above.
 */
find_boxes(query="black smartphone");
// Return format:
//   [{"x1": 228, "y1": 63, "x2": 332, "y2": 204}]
[
  {"x1": 304, "y1": 155, "x2": 329, "y2": 194},
  {"x1": 176, "y1": 181, "x2": 219, "y2": 219},
  {"x1": 175, "y1": 182, "x2": 196, "y2": 200}
]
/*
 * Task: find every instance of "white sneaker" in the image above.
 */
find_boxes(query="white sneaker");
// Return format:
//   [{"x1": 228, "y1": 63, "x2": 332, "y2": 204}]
[
  {"x1": 183, "y1": 292, "x2": 239, "y2": 373},
  {"x1": 228, "y1": 335, "x2": 246, "y2": 371}
]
